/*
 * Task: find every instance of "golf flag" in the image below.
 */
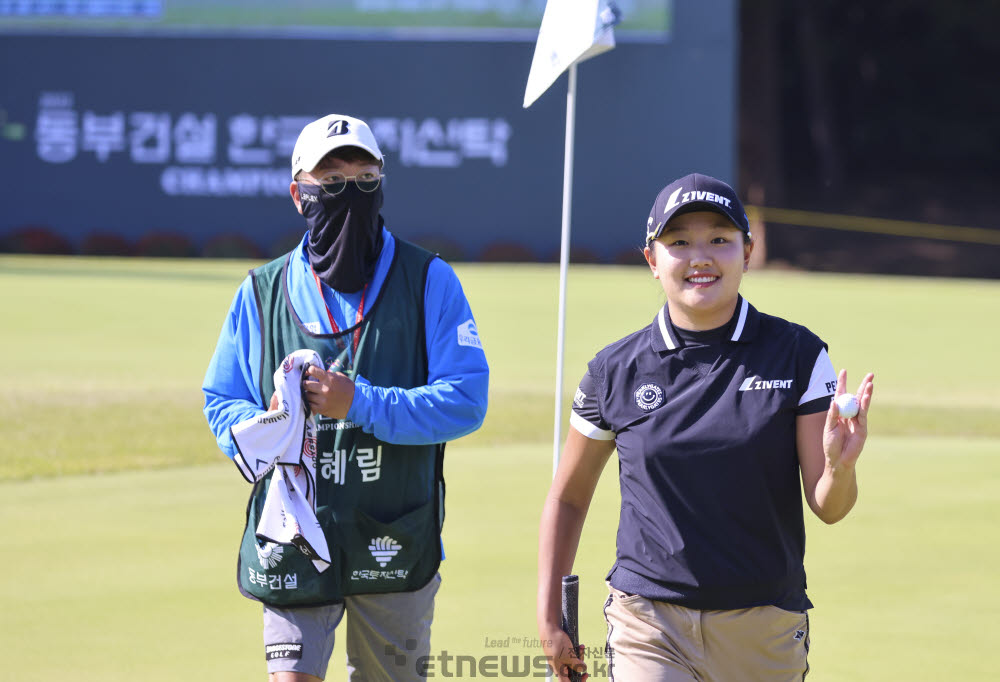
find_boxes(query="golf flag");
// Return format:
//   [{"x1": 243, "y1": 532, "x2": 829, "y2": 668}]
[
  {"x1": 522, "y1": 2, "x2": 622, "y2": 480},
  {"x1": 523, "y1": 0, "x2": 621, "y2": 108}
]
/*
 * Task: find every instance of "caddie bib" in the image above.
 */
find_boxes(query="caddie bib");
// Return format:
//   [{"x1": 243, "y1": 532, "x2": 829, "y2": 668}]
[{"x1": 236, "y1": 239, "x2": 444, "y2": 607}]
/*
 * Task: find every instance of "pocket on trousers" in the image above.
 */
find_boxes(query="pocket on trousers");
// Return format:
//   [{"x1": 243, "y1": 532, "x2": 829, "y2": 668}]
[
  {"x1": 606, "y1": 581, "x2": 644, "y2": 605},
  {"x1": 762, "y1": 605, "x2": 809, "y2": 625}
]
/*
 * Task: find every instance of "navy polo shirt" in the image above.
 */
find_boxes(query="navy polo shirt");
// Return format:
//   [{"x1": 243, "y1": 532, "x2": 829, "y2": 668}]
[{"x1": 571, "y1": 296, "x2": 836, "y2": 611}]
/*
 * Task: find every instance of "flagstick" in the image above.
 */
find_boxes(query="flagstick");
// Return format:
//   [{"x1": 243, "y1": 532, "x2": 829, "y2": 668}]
[{"x1": 552, "y1": 62, "x2": 578, "y2": 478}]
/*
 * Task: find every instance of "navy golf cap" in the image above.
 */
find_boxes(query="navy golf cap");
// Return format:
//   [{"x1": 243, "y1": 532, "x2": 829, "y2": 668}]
[{"x1": 645, "y1": 173, "x2": 750, "y2": 243}]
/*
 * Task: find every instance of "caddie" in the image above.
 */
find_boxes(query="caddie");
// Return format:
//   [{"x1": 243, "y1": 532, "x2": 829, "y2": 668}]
[{"x1": 203, "y1": 114, "x2": 489, "y2": 681}]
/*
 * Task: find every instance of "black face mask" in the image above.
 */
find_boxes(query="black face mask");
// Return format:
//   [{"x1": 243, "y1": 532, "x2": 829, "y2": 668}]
[{"x1": 299, "y1": 182, "x2": 385, "y2": 293}]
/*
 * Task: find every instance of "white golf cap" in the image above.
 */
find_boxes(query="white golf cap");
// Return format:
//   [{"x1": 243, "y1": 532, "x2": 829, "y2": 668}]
[{"x1": 290, "y1": 114, "x2": 384, "y2": 179}]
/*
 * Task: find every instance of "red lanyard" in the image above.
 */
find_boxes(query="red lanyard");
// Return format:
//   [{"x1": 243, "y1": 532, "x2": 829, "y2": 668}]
[{"x1": 312, "y1": 270, "x2": 367, "y2": 357}]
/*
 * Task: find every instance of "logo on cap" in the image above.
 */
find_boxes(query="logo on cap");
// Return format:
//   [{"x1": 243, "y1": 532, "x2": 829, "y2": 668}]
[
  {"x1": 327, "y1": 119, "x2": 350, "y2": 137},
  {"x1": 663, "y1": 187, "x2": 683, "y2": 214},
  {"x1": 665, "y1": 188, "x2": 733, "y2": 213},
  {"x1": 646, "y1": 216, "x2": 664, "y2": 243}
]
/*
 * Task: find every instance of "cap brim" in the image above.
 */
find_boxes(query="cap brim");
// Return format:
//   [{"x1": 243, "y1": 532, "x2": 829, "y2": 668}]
[
  {"x1": 294, "y1": 141, "x2": 384, "y2": 177},
  {"x1": 669, "y1": 202, "x2": 746, "y2": 231},
  {"x1": 648, "y1": 203, "x2": 747, "y2": 243},
  {"x1": 667, "y1": 201, "x2": 743, "y2": 223}
]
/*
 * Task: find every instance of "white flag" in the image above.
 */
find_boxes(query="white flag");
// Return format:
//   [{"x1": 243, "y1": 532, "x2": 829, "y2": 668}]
[{"x1": 523, "y1": 0, "x2": 621, "y2": 108}]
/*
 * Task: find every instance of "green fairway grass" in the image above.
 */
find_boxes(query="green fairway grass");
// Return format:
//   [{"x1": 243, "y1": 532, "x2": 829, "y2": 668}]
[
  {"x1": 2, "y1": 438, "x2": 998, "y2": 681},
  {"x1": 2, "y1": 255, "x2": 998, "y2": 480},
  {"x1": 1, "y1": 254, "x2": 999, "y2": 680}
]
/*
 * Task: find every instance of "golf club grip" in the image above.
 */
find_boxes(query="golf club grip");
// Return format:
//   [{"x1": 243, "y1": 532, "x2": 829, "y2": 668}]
[{"x1": 561, "y1": 575, "x2": 582, "y2": 682}]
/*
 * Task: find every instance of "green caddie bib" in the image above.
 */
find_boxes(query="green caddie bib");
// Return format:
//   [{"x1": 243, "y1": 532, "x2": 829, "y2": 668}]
[{"x1": 236, "y1": 239, "x2": 444, "y2": 607}]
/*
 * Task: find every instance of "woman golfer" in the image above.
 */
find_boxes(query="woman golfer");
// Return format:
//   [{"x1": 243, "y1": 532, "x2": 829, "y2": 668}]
[{"x1": 537, "y1": 173, "x2": 874, "y2": 681}]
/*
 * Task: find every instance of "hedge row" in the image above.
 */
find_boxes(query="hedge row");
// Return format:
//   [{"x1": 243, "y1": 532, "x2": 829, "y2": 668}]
[
  {"x1": 0, "y1": 226, "x2": 644, "y2": 264},
  {"x1": 1, "y1": 226, "x2": 269, "y2": 259}
]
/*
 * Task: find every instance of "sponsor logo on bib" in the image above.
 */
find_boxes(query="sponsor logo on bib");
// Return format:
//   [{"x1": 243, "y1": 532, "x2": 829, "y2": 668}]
[
  {"x1": 369, "y1": 535, "x2": 402, "y2": 567},
  {"x1": 256, "y1": 541, "x2": 284, "y2": 569}
]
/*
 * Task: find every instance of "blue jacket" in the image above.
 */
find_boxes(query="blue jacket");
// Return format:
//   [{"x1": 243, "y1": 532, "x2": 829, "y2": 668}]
[{"x1": 203, "y1": 228, "x2": 489, "y2": 458}]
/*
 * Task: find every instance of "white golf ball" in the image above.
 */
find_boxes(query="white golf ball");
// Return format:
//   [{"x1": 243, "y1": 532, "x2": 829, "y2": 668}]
[{"x1": 835, "y1": 393, "x2": 860, "y2": 419}]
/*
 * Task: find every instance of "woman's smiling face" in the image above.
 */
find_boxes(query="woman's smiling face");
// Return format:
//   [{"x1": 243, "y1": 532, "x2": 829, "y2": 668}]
[{"x1": 643, "y1": 210, "x2": 753, "y2": 330}]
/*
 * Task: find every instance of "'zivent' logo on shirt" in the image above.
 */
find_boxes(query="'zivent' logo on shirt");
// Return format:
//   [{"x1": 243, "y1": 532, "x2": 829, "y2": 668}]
[{"x1": 739, "y1": 376, "x2": 793, "y2": 391}]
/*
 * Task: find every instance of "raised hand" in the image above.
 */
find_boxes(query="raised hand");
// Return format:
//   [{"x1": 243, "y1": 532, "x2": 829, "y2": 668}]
[{"x1": 823, "y1": 369, "x2": 874, "y2": 470}]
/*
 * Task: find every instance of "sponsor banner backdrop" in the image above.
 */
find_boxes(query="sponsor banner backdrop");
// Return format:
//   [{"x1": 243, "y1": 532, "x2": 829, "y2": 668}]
[
  {"x1": 0, "y1": 0, "x2": 671, "y2": 41},
  {"x1": 0, "y1": 2, "x2": 735, "y2": 261}
]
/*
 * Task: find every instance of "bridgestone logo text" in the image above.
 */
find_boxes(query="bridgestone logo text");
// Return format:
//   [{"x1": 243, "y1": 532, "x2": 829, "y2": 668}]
[{"x1": 265, "y1": 643, "x2": 303, "y2": 661}]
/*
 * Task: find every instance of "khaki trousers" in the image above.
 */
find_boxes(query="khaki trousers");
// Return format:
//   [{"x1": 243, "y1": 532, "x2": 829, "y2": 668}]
[{"x1": 603, "y1": 584, "x2": 809, "y2": 681}]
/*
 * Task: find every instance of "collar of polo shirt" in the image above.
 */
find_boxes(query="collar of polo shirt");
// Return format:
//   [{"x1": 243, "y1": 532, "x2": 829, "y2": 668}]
[{"x1": 651, "y1": 296, "x2": 759, "y2": 352}]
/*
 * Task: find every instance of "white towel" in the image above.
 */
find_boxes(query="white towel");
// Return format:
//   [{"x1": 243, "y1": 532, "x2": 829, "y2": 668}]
[{"x1": 231, "y1": 349, "x2": 331, "y2": 573}]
